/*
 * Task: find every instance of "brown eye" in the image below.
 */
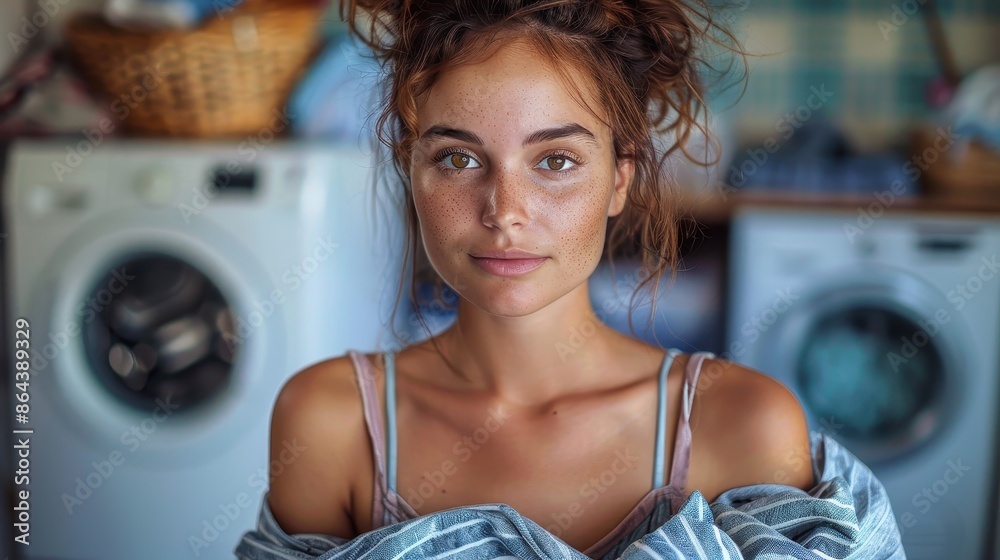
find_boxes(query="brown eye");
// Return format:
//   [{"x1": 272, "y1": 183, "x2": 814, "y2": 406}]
[
  {"x1": 438, "y1": 151, "x2": 481, "y2": 170},
  {"x1": 538, "y1": 154, "x2": 576, "y2": 172}
]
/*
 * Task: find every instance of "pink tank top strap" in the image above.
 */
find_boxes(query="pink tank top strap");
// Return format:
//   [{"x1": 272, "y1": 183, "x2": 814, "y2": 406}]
[
  {"x1": 666, "y1": 351, "x2": 714, "y2": 507},
  {"x1": 346, "y1": 350, "x2": 391, "y2": 529}
]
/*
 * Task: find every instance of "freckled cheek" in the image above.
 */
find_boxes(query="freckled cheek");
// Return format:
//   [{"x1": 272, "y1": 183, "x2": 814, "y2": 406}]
[
  {"x1": 412, "y1": 183, "x2": 478, "y2": 252},
  {"x1": 545, "y1": 186, "x2": 612, "y2": 275},
  {"x1": 563, "y1": 200, "x2": 608, "y2": 248}
]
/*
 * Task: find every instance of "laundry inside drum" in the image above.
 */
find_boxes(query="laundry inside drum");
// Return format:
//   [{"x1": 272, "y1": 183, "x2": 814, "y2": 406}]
[
  {"x1": 796, "y1": 305, "x2": 945, "y2": 451},
  {"x1": 81, "y1": 253, "x2": 239, "y2": 413}
]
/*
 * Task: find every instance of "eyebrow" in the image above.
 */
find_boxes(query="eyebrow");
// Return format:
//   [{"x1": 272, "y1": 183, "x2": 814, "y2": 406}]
[
  {"x1": 418, "y1": 123, "x2": 598, "y2": 148},
  {"x1": 524, "y1": 123, "x2": 598, "y2": 148},
  {"x1": 419, "y1": 126, "x2": 485, "y2": 146}
]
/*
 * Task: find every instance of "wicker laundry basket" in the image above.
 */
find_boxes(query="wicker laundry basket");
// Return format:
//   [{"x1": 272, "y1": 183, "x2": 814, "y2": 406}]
[
  {"x1": 64, "y1": 0, "x2": 323, "y2": 138},
  {"x1": 912, "y1": 125, "x2": 1000, "y2": 200}
]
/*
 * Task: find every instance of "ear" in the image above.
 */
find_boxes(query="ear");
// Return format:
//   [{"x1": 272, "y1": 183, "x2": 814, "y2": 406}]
[{"x1": 608, "y1": 155, "x2": 634, "y2": 218}]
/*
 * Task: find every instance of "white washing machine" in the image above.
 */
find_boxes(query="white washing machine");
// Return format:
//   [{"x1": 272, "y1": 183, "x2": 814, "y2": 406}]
[
  {"x1": 726, "y1": 207, "x2": 1000, "y2": 560},
  {"x1": 4, "y1": 139, "x2": 408, "y2": 560}
]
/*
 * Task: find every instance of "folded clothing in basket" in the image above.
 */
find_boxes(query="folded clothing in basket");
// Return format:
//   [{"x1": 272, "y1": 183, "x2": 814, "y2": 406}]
[
  {"x1": 286, "y1": 32, "x2": 382, "y2": 143},
  {"x1": 104, "y1": 0, "x2": 243, "y2": 29}
]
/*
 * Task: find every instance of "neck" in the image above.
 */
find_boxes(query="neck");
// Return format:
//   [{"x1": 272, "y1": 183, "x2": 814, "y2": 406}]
[{"x1": 432, "y1": 280, "x2": 633, "y2": 407}]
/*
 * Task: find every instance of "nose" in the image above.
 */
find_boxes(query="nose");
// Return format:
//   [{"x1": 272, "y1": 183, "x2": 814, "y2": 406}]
[{"x1": 481, "y1": 165, "x2": 530, "y2": 231}]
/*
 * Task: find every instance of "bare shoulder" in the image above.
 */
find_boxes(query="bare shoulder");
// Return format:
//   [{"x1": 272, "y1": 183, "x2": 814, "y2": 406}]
[
  {"x1": 266, "y1": 353, "x2": 370, "y2": 538},
  {"x1": 689, "y1": 356, "x2": 815, "y2": 500}
]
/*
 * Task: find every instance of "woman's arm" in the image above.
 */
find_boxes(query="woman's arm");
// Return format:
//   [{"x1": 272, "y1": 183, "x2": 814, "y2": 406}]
[
  {"x1": 266, "y1": 357, "x2": 365, "y2": 538},
  {"x1": 690, "y1": 358, "x2": 815, "y2": 502}
]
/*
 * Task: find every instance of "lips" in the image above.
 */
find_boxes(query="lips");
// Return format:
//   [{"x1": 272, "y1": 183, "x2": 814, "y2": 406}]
[
  {"x1": 470, "y1": 248, "x2": 544, "y2": 260},
  {"x1": 470, "y1": 255, "x2": 547, "y2": 277}
]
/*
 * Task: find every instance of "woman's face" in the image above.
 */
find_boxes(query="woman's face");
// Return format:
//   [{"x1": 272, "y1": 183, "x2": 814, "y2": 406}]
[{"x1": 409, "y1": 39, "x2": 633, "y2": 317}]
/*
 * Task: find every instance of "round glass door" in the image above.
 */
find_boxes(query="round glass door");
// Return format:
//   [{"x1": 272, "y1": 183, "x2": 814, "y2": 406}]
[
  {"x1": 81, "y1": 253, "x2": 239, "y2": 413},
  {"x1": 796, "y1": 304, "x2": 946, "y2": 463}
]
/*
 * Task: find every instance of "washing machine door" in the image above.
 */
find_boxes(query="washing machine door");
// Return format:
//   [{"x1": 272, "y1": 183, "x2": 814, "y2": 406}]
[
  {"x1": 29, "y1": 210, "x2": 286, "y2": 469},
  {"x1": 754, "y1": 265, "x2": 969, "y2": 466}
]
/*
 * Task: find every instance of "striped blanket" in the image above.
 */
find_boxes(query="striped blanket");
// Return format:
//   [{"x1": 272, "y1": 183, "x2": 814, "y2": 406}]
[{"x1": 234, "y1": 431, "x2": 905, "y2": 559}]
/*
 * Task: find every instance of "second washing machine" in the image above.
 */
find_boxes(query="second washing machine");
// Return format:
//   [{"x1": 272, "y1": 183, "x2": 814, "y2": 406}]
[{"x1": 727, "y1": 207, "x2": 1000, "y2": 560}]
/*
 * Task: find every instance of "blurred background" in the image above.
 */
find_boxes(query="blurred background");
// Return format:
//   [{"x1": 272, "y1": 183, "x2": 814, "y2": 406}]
[{"x1": 0, "y1": 0, "x2": 999, "y2": 558}]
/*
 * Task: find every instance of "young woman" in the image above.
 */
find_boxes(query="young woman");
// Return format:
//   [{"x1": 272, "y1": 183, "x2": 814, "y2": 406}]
[{"x1": 266, "y1": 1, "x2": 814, "y2": 556}]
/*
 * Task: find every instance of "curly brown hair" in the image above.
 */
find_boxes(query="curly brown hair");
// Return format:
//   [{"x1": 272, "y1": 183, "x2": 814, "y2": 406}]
[{"x1": 340, "y1": 0, "x2": 745, "y2": 348}]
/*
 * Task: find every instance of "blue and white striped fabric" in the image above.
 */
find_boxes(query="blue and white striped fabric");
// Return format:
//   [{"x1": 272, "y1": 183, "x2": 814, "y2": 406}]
[{"x1": 234, "y1": 432, "x2": 905, "y2": 559}]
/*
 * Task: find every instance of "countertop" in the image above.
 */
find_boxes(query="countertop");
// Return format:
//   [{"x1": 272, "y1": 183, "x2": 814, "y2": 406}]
[{"x1": 679, "y1": 189, "x2": 1000, "y2": 224}]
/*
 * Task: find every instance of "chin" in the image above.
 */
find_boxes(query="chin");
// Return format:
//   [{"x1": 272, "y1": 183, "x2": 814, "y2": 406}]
[{"x1": 458, "y1": 283, "x2": 554, "y2": 318}]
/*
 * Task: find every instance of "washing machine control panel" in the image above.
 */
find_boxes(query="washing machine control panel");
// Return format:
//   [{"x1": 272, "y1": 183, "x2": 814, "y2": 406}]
[
  {"x1": 24, "y1": 183, "x2": 88, "y2": 216},
  {"x1": 134, "y1": 166, "x2": 176, "y2": 206}
]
